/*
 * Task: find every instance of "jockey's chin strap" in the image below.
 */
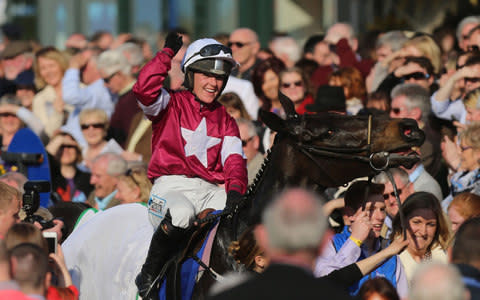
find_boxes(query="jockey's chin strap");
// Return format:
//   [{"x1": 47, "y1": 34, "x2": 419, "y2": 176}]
[{"x1": 293, "y1": 115, "x2": 391, "y2": 186}]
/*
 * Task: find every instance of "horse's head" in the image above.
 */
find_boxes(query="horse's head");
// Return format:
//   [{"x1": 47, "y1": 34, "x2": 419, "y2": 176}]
[{"x1": 259, "y1": 93, "x2": 425, "y2": 187}]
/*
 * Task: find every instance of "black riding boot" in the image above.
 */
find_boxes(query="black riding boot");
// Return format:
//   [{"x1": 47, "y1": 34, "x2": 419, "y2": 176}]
[{"x1": 136, "y1": 216, "x2": 186, "y2": 300}]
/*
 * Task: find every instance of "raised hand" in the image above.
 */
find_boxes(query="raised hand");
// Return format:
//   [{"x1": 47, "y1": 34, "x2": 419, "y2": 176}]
[{"x1": 164, "y1": 32, "x2": 183, "y2": 56}]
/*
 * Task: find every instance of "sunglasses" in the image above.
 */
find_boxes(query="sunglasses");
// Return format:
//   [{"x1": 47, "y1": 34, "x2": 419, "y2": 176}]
[
  {"x1": 80, "y1": 123, "x2": 105, "y2": 130},
  {"x1": 401, "y1": 72, "x2": 430, "y2": 81},
  {"x1": 227, "y1": 41, "x2": 251, "y2": 48},
  {"x1": 383, "y1": 189, "x2": 403, "y2": 200},
  {"x1": 241, "y1": 136, "x2": 254, "y2": 147},
  {"x1": 281, "y1": 81, "x2": 303, "y2": 88},
  {"x1": 390, "y1": 107, "x2": 404, "y2": 115},
  {"x1": 464, "y1": 77, "x2": 480, "y2": 83},
  {"x1": 60, "y1": 144, "x2": 77, "y2": 150},
  {"x1": 103, "y1": 71, "x2": 118, "y2": 84},
  {"x1": 0, "y1": 113, "x2": 17, "y2": 118},
  {"x1": 183, "y1": 44, "x2": 233, "y2": 66}
]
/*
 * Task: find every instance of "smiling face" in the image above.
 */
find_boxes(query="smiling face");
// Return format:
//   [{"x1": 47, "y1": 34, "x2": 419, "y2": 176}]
[
  {"x1": 383, "y1": 177, "x2": 413, "y2": 218},
  {"x1": 89, "y1": 157, "x2": 117, "y2": 199},
  {"x1": 279, "y1": 71, "x2": 305, "y2": 103},
  {"x1": 262, "y1": 69, "x2": 279, "y2": 101},
  {"x1": 459, "y1": 139, "x2": 480, "y2": 171},
  {"x1": 115, "y1": 178, "x2": 139, "y2": 204},
  {"x1": 406, "y1": 208, "x2": 437, "y2": 255},
  {"x1": 38, "y1": 56, "x2": 63, "y2": 87},
  {"x1": 351, "y1": 195, "x2": 386, "y2": 239},
  {"x1": 59, "y1": 135, "x2": 79, "y2": 166},
  {"x1": 80, "y1": 114, "x2": 107, "y2": 147},
  {"x1": 192, "y1": 72, "x2": 225, "y2": 104},
  {"x1": 0, "y1": 113, "x2": 22, "y2": 136}
]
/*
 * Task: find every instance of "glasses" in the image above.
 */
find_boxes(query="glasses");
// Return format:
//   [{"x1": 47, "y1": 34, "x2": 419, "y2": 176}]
[
  {"x1": 103, "y1": 71, "x2": 118, "y2": 84},
  {"x1": 227, "y1": 41, "x2": 252, "y2": 48},
  {"x1": 383, "y1": 189, "x2": 403, "y2": 200},
  {"x1": 391, "y1": 107, "x2": 404, "y2": 115},
  {"x1": 241, "y1": 136, "x2": 254, "y2": 147},
  {"x1": 401, "y1": 72, "x2": 430, "y2": 81},
  {"x1": 281, "y1": 81, "x2": 303, "y2": 88},
  {"x1": 80, "y1": 123, "x2": 105, "y2": 130},
  {"x1": 0, "y1": 113, "x2": 16, "y2": 118},
  {"x1": 125, "y1": 168, "x2": 140, "y2": 186},
  {"x1": 60, "y1": 144, "x2": 77, "y2": 150},
  {"x1": 183, "y1": 44, "x2": 232, "y2": 66},
  {"x1": 460, "y1": 145, "x2": 473, "y2": 152},
  {"x1": 456, "y1": 63, "x2": 465, "y2": 70},
  {"x1": 464, "y1": 77, "x2": 480, "y2": 83}
]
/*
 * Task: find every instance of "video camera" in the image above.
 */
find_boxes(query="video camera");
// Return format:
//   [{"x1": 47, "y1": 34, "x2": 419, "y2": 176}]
[{"x1": 23, "y1": 180, "x2": 55, "y2": 229}]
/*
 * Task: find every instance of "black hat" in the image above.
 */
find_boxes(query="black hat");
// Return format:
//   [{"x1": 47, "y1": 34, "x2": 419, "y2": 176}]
[{"x1": 306, "y1": 85, "x2": 346, "y2": 113}]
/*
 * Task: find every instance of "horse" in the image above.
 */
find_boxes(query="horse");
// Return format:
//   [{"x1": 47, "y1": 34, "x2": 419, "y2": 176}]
[
  {"x1": 61, "y1": 95, "x2": 424, "y2": 300},
  {"x1": 190, "y1": 96, "x2": 425, "y2": 299}
]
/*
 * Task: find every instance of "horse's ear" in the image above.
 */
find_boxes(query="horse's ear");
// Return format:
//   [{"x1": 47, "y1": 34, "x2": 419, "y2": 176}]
[
  {"x1": 259, "y1": 109, "x2": 287, "y2": 133},
  {"x1": 278, "y1": 91, "x2": 298, "y2": 119}
]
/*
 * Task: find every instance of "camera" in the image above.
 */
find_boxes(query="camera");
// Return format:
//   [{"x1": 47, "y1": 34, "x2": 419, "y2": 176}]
[{"x1": 23, "y1": 180, "x2": 54, "y2": 229}]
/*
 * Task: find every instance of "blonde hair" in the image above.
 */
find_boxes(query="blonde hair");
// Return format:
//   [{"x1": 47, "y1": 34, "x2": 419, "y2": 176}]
[
  {"x1": 79, "y1": 108, "x2": 109, "y2": 129},
  {"x1": 228, "y1": 225, "x2": 262, "y2": 270},
  {"x1": 463, "y1": 87, "x2": 480, "y2": 109},
  {"x1": 0, "y1": 181, "x2": 21, "y2": 212},
  {"x1": 33, "y1": 46, "x2": 69, "y2": 90},
  {"x1": 459, "y1": 121, "x2": 480, "y2": 149},
  {"x1": 403, "y1": 35, "x2": 442, "y2": 74},
  {"x1": 117, "y1": 167, "x2": 152, "y2": 203}
]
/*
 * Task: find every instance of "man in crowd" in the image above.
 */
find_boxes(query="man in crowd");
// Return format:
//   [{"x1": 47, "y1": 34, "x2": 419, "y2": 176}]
[
  {"x1": 228, "y1": 28, "x2": 261, "y2": 81},
  {"x1": 237, "y1": 118, "x2": 263, "y2": 185},
  {"x1": 0, "y1": 240, "x2": 32, "y2": 299},
  {"x1": 0, "y1": 40, "x2": 34, "y2": 97},
  {"x1": 87, "y1": 152, "x2": 128, "y2": 210},
  {"x1": 456, "y1": 16, "x2": 480, "y2": 52}
]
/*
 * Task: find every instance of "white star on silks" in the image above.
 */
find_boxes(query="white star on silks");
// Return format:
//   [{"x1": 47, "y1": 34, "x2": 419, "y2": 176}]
[{"x1": 181, "y1": 118, "x2": 221, "y2": 168}]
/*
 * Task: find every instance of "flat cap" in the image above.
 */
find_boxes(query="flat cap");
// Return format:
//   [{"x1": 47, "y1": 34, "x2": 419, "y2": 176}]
[{"x1": 1, "y1": 40, "x2": 32, "y2": 59}]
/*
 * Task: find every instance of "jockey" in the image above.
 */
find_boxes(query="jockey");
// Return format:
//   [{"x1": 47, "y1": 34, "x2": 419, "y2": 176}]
[{"x1": 132, "y1": 32, "x2": 247, "y2": 298}]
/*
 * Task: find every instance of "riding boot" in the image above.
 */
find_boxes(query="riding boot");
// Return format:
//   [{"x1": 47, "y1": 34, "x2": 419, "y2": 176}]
[{"x1": 136, "y1": 215, "x2": 186, "y2": 300}]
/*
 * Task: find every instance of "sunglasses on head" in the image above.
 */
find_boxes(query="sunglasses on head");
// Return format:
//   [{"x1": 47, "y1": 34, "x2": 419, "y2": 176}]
[
  {"x1": 464, "y1": 77, "x2": 480, "y2": 83},
  {"x1": 401, "y1": 72, "x2": 430, "y2": 81},
  {"x1": 281, "y1": 80, "x2": 303, "y2": 88},
  {"x1": 183, "y1": 44, "x2": 232, "y2": 66},
  {"x1": 125, "y1": 168, "x2": 140, "y2": 186},
  {"x1": 103, "y1": 71, "x2": 118, "y2": 84},
  {"x1": 227, "y1": 41, "x2": 251, "y2": 48},
  {"x1": 80, "y1": 123, "x2": 105, "y2": 130},
  {"x1": 383, "y1": 189, "x2": 403, "y2": 200},
  {"x1": 241, "y1": 136, "x2": 254, "y2": 147}
]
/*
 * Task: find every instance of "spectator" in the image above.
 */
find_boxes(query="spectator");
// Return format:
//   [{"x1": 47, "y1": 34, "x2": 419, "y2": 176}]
[
  {"x1": 0, "y1": 40, "x2": 34, "y2": 97},
  {"x1": 46, "y1": 131, "x2": 93, "y2": 203},
  {"x1": 236, "y1": 118, "x2": 263, "y2": 185},
  {"x1": 269, "y1": 36, "x2": 301, "y2": 68},
  {"x1": 115, "y1": 166, "x2": 152, "y2": 205},
  {"x1": 457, "y1": 16, "x2": 480, "y2": 52},
  {"x1": 390, "y1": 83, "x2": 447, "y2": 193},
  {"x1": 32, "y1": 46, "x2": 72, "y2": 138},
  {"x1": 116, "y1": 42, "x2": 145, "y2": 76},
  {"x1": 88, "y1": 30, "x2": 113, "y2": 51},
  {"x1": 450, "y1": 216, "x2": 480, "y2": 298},
  {"x1": 96, "y1": 49, "x2": 141, "y2": 148},
  {"x1": 78, "y1": 108, "x2": 123, "y2": 171},
  {"x1": 409, "y1": 262, "x2": 467, "y2": 300},
  {"x1": 391, "y1": 192, "x2": 450, "y2": 283},
  {"x1": 401, "y1": 34, "x2": 442, "y2": 75},
  {"x1": 0, "y1": 239, "x2": 32, "y2": 299},
  {"x1": 358, "y1": 277, "x2": 400, "y2": 300},
  {"x1": 328, "y1": 67, "x2": 366, "y2": 115},
  {"x1": 302, "y1": 34, "x2": 331, "y2": 67},
  {"x1": 252, "y1": 57, "x2": 286, "y2": 116},
  {"x1": 373, "y1": 168, "x2": 414, "y2": 239},
  {"x1": 209, "y1": 188, "x2": 352, "y2": 300},
  {"x1": 218, "y1": 92, "x2": 252, "y2": 120},
  {"x1": 442, "y1": 122, "x2": 480, "y2": 211},
  {"x1": 13, "y1": 70, "x2": 36, "y2": 110},
  {"x1": 61, "y1": 48, "x2": 114, "y2": 148},
  {"x1": 448, "y1": 192, "x2": 480, "y2": 233},
  {"x1": 278, "y1": 67, "x2": 314, "y2": 115},
  {"x1": 314, "y1": 181, "x2": 407, "y2": 297},
  {"x1": 228, "y1": 28, "x2": 261, "y2": 81},
  {"x1": 0, "y1": 181, "x2": 21, "y2": 238},
  {"x1": 228, "y1": 225, "x2": 267, "y2": 274},
  {"x1": 64, "y1": 33, "x2": 88, "y2": 55},
  {"x1": 87, "y1": 152, "x2": 127, "y2": 210},
  {"x1": 222, "y1": 76, "x2": 260, "y2": 120}
]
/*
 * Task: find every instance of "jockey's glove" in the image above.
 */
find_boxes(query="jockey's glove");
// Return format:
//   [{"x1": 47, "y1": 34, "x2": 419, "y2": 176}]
[
  {"x1": 164, "y1": 32, "x2": 183, "y2": 56},
  {"x1": 225, "y1": 190, "x2": 244, "y2": 211}
]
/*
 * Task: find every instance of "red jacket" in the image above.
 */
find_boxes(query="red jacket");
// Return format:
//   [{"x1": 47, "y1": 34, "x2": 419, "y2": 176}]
[{"x1": 133, "y1": 48, "x2": 247, "y2": 194}]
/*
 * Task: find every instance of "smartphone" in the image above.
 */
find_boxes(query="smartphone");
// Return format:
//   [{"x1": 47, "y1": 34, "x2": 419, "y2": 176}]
[{"x1": 42, "y1": 232, "x2": 57, "y2": 255}]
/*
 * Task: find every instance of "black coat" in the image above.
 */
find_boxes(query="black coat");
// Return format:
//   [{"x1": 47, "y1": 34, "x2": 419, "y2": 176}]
[{"x1": 208, "y1": 263, "x2": 355, "y2": 300}]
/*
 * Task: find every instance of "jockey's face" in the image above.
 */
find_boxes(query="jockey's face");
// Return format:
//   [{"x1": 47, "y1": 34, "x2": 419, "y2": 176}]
[{"x1": 192, "y1": 72, "x2": 225, "y2": 104}]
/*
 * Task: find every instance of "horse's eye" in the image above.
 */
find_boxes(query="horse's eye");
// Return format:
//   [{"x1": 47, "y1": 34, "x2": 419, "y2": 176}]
[{"x1": 327, "y1": 129, "x2": 334, "y2": 136}]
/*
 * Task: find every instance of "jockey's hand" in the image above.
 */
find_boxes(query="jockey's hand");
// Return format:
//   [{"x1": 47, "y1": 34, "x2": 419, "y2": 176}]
[
  {"x1": 225, "y1": 190, "x2": 243, "y2": 211},
  {"x1": 164, "y1": 32, "x2": 183, "y2": 56}
]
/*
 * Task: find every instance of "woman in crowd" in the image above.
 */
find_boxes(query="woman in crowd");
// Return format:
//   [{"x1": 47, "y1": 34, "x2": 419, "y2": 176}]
[
  {"x1": 78, "y1": 108, "x2": 123, "y2": 171},
  {"x1": 46, "y1": 131, "x2": 93, "y2": 202},
  {"x1": 328, "y1": 67, "x2": 367, "y2": 115},
  {"x1": 115, "y1": 166, "x2": 152, "y2": 205},
  {"x1": 442, "y1": 122, "x2": 480, "y2": 210},
  {"x1": 278, "y1": 67, "x2": 314, "y2": 115},
  {"x1": 391, "y1": 192, "x2": 450, "y2": 283},
  {"x1": 218, "y1": 92, "x2": 252, "y2": 120},
  {"x1": 228, "y1": 225, "x2": 268, "y2": 274},
  {"x1": 358, "y1": 277, "x2": 400, "y2": 300},
  {"x1": 32, "y1": 46, "x2": 72, "y2": 138},
  {"x1": 252, "y1": 57, "x2": 286, "y2": 117},
  {"x1": 447, "y1": 192, "x2": 480, "y2": 233}
]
